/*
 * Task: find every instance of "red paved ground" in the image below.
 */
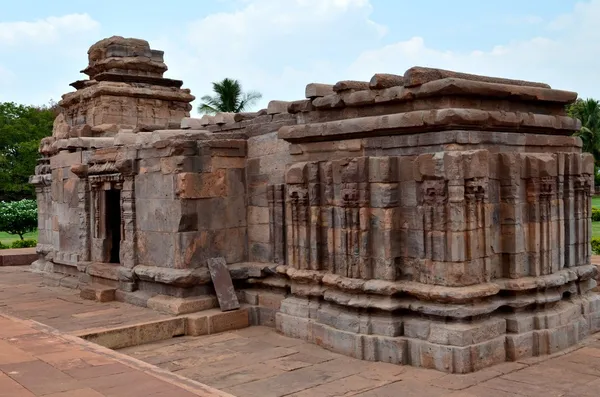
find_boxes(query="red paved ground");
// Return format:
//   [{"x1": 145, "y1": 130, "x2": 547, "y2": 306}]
[{"x1": 0, "y1": 313, "x2": 233, "y2": 397}]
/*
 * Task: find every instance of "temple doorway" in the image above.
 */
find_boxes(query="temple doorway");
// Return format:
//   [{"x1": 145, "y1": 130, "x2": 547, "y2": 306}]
[{"x1": 105, "y1": 189, "x2": 121, "y2": 264}]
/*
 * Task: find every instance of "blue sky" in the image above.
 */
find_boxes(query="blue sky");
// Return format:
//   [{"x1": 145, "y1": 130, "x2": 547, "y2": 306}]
[{"x1": 0, "y1": 0, "x2": 596, "y2": 113}]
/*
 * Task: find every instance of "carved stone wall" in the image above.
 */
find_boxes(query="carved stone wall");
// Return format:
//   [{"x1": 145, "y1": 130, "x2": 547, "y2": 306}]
[
  {"x1": 31, "y1": 37, "x2": 599, "y2": 373},
  {"x1": 270, "y1": 67, "x2": 599, "y2": 373}
]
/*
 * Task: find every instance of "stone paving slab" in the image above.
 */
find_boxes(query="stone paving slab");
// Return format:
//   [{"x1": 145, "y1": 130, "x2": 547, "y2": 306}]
[
  {"x1": 0, "y1": 313, "x2": 233, "y2": 397},
  {"x1": 4, "y1": 266, "x2": 600, "y2": 396},
  {"x1": 0, "y1": 267, "x2": 170, "y2": 334},
  {"x1": 119, "y1": 325, "x2": 600, "y2": 397}
]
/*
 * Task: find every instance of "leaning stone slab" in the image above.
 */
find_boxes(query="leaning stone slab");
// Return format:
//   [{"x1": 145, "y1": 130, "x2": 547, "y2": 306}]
[{"x1": 208, "y1": 257, "x2": 241, "y2": 312}]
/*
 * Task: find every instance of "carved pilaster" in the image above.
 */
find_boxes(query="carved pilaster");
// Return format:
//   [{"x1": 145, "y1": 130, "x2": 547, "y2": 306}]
[
  {"x1": 421, "y1": 179, "x2": 448, "y2": 262},
  {"x1": 77, "y1": 177, "x2": 91, "y2": 261},
  {"x1": 338, "y1": 158, "x2": 371, "y2": 279},
  {"x1": 120, "y1": 177, "x2": 137, "y2": 268},
  {"x1": 268, "y1": 184, "x2": 286, "y2": 264},
  {"x1": 323, "y1": 162, "x2": 335, "y2": 273},
  {"x1": 287, "y1": 184, "x2": 308, "y2": 269}
]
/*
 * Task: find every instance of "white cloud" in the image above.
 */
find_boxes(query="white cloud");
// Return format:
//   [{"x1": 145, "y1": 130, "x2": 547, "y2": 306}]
[
  {"x1": 0, "y1": 14, "x2": 101, "y2": 105},
  {"x1": 0, "y1": 14, "x2": 100, "y2": 46},
  {"x1": 156, "y1": 0, "x2": 600, "y2": 114},
  {"x1": 156, "y1": 0, "x2": 385, "y2": 112},
  {"x1": 347, "y1": 0, "x2": 600, "y2": 99}
]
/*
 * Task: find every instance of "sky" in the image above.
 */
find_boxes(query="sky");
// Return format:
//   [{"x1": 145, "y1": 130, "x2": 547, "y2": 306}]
[{"x1": 0, "y1": 0, "x2": 597, "y2": 114}]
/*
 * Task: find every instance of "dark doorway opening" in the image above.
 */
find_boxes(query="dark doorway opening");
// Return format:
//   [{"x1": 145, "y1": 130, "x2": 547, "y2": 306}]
[{"x1": 105, "y1": 189, "x2": 121, "y2": 264}]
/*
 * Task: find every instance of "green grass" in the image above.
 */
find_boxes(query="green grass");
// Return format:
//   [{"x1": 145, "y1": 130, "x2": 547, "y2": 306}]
[
  {"x1": 593, "y1": 197, "x2": 600, "y2": 239},
  {"x1": 0, "y1": 231, "x2": 38, "y2": 246}
]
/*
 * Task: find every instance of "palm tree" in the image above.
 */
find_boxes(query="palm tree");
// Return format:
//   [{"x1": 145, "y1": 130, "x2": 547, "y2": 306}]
[
  {"x1": 568, "y1": 98, "x2": 600, "y2": 160},
  {"x1": 197, "y1": 78, "x2": 262, "y2": 114}
]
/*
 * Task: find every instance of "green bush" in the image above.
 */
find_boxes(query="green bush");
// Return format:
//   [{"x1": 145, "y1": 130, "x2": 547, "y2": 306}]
[
  {"x1": 10, "y1": 239, "x2": 37, "y2": 249},
  {"x1": 0, "y1": 199, "x2": 37, "y2": 240},
  {"x1": 593, "y1": 207, "x2": 600, "y2": 222},
  {"x1": 592, "y1": 237, "x2": 600, "y2": 255},
  {"x1": 0, "y1": 241, "x2": 6, "y2": 250}
]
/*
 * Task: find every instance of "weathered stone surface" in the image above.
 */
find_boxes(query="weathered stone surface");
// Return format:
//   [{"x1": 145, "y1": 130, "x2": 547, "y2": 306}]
[
  {"x1": 333, "y1": 80, "x2": 370, "y2": 92},
  {"x1": 133, "y1": 265, "x2": 211, "y2": 287},
  {"x1": 207, "y1": 257, "x2": 241, "y2": 311},
  {"x1": 403, "y1": 66, "x2": 551, "y2": 88},
  {"x1": 305, "y1": 83, "x2": 334, "y2": 98},
  {"x1": 213, "y1": 112, "x2": 236, "y2": 125},
  {"x1": 267, "y1": 100, "x2": 290, "y2": 115},
  {"x1": 33, "y1": 46, "x2": 595, "y2": 375},
  {"x1": 369, "y1": 73, "x2": 404, "y2": 89},
  {"x1": 180, "y1": 117, "x2": 206, "y2": 130},
  {"x1": 176, "y1": 170, "x2": 227, "y2": 198}
]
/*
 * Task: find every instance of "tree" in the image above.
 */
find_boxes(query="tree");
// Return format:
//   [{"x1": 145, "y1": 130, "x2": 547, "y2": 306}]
[
  {"x1": 0, "y1": 199, "x2": 38, "y2": 240},
  {"x1": 197, "y1": 78, "x2": 262, "y2": 114},
  {"x1": 568, "y1": 98, "x2": 600, "y2": 160},
  {"x1": 0, "y1": 101, "x2": 55, "y2": 201}
]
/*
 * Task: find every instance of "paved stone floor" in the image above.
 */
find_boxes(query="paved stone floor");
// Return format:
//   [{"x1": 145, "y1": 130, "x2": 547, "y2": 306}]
[
  {"x1": 0, "y1": 313, "x2": 232, "y2": 396},
  {"x1": 0, "y1": 267, "x2": 169, "y2": 334},
  {"x1": 119, "y1": 325, "x2": 600, "y2": 397},
  {"x1": 3, "y1": 266, "x2": 600, "y2": 396}
]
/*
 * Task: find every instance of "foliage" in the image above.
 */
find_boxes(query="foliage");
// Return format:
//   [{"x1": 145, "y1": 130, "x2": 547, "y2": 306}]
[
  {"x1": 592, "y1": 237, "x2": 600, "y2": 255},
  {"x1": 0, "y1": 200, "x2": 38, "y2": 240},
  {"x1": 9, "y1": 239, "x2": 37, "y2": 249},
  {"x1": 568, "y1": 98, "x2": 600, "y2": 164},
  {"x1": 592, "y1": 207, "x2": 600, "y2": 222},
  {"x1": 197, "y1": 78, "x2": 262, "y2": 115},
  {"x1": 0, "y1": 241, "x2": 6, "y2": 249},
  {"x1": 0, "y1": 101, "x2": 57, "y2": 201}
]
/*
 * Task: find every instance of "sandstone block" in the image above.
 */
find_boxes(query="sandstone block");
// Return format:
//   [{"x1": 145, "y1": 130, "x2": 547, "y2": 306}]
[
  {"x1": 213, "y1": 112, "x2": 235, "y2": 125},
  {"x1": 176, "y1": 170, "x2": 227, "y2": 198},
  {"x1": 403, "y1": 66, "x2": 551, "y2": 88},
  {"x1": 333, "y1": 80, "x2": 369, "y2": 92},
  {"x1": 208, "y1": 307, "x2": 250, "y2": 333},
  {"x1": 369, "y1": 73, "x2": 404, "y2": 89},
  {"x1": 80, "y1": 284, "x2": 116, "y2": 302},
  {"x1": 147, "y1": 294, "x2": 217, "y2": 315},
  {"x1": 267, "y1": 100, "x2": 290, "y2": 114},
  {"x1": 185, "y1": 314, "x2": 208, "y2": 336},
  {"x1": 305, "y1": 83, "x2": 334, "y2": 98}
]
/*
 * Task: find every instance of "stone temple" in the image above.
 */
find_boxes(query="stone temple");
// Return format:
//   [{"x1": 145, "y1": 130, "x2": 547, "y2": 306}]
[{"x1": 30, "y1": 36, "x2": 599, "y2": 373}]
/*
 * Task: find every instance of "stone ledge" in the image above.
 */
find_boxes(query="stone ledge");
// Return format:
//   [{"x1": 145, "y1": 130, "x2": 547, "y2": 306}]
[
  {"x1": 0, "y1": 248, "x2": 37, "y2": 267},
  {"x1": 186, "y1": 306, "x2": 250, "y2": 336},
  {"x1": 147, "y1": 294, "x2": 218, "y2": 315},
  {"x1": 279, "y1": 108, "x2": 579, "y2": 143},
  {"x1": 80, "y1": 283, "x2": 116, "y2": 302},
  {"x1": 276, "y1": 293, "x2": 600, "y2": 373},
  {"x1": 73, "y1": 308, "x2": 249, "y2": 349},
  {"x1": 74, "y1": 317, "x2": 186, "y2": 350},
  {"x1": 276, "y1": 265, "x2": 597, "y2": 305}
]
